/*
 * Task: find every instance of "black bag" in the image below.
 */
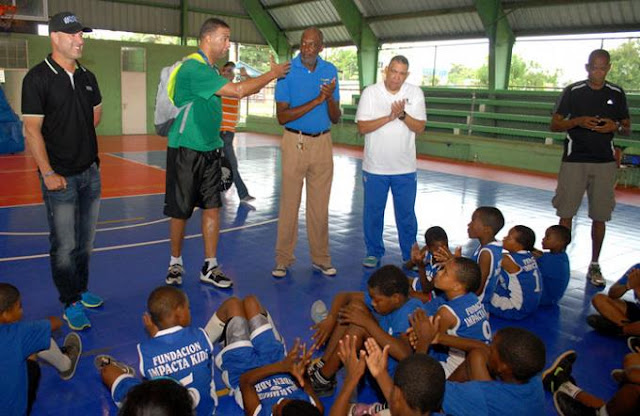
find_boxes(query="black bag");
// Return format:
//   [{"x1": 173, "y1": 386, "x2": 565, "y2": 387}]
[{"x1": 219, "y1": 155, "x2": 233, "y2": 191}]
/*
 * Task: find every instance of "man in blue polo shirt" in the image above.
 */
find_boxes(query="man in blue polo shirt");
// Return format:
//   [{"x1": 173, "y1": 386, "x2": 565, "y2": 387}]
[{"x1": 272, "y1": 27, "x2": 341, "y2": 278}]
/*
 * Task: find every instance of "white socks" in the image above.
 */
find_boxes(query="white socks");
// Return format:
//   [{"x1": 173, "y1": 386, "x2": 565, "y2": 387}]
[
  {"x1": 558, "y1": 381, "x2": 583, "y2": 399},
  {"x1": 37, "y1": 338, "x2": 71, "y2": 372},
  {"x1": 170, "y1": 256, "x2": 183, "y2": 266},
  {"x1": 204, "y1": 313, "x2": 225, "y2": 344}
]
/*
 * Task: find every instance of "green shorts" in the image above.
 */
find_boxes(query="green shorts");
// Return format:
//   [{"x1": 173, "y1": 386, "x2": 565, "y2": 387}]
[{"x1": 552, "y1": 161, "x2": 617, "y2": 222}]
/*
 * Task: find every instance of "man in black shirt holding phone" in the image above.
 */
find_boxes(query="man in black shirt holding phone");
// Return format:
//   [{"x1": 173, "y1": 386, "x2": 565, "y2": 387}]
[{"x1": 550, "y1": 49, "x2": 631, "y2": 287}]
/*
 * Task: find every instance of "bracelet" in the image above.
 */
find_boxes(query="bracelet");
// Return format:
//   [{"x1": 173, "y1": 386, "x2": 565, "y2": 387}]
[{"x1": 43, "y1": 170, "x2": 55, "y2": 177}]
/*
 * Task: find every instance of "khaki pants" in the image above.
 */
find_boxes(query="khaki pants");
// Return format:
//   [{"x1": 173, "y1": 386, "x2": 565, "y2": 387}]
[{"x1": 275, "y1": 130, "x2": 334, "y2": 266}]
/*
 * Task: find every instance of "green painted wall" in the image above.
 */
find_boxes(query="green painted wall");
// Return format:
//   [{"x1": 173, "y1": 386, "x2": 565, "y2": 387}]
[{"x1": 15, "y1": 33, "x2": 218, "y2": 135}]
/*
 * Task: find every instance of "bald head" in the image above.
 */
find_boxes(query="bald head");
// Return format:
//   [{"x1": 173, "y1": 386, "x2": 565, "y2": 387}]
[{"x1": 301, "y1": 27, "x2": 323, "y2": 45}]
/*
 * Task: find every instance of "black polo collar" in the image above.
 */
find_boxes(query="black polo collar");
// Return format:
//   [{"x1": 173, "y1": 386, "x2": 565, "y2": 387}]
[{"x1": 44, "y1": 53, "x2": 87, "y2": 75}]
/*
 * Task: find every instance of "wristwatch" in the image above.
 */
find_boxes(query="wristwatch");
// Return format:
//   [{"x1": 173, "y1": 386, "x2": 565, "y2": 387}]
[{"x1": 398, "y1": 111, "x2": 406, "y2": 121}]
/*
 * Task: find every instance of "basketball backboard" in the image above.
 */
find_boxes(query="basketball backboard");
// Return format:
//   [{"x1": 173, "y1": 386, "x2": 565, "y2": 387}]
[{"x1": 3, "y1": 0, "x2": 48, "y2": 22}]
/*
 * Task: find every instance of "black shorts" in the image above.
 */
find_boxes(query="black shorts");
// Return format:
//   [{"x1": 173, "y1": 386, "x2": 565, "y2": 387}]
[
  {"x1": 164, "y1": 146, "x2": 223, "y2": 219},
  {"x1": 626, "y1": 301, "x2": 640, "y2": 322}
]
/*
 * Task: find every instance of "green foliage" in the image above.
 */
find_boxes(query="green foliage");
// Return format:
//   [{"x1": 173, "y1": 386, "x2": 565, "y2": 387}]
[
  {"x1": 447, "y1": 63, "x2": 483, "y2": 86},
  {"x1": 238, "y1": 44, "x2": 272, "y2": 73},
  {"x1": 323, "y1": 48, "x2": 359, "y2": 80},
  {"x1": 508, "y1": 55, "x2": 560, "y2": 89},
  {"x1": 608, "y1": 40, "x2": 640, "y2": 92},
  {"x1": 445, "y1": 55, "x2": 559, "y2": 88}
]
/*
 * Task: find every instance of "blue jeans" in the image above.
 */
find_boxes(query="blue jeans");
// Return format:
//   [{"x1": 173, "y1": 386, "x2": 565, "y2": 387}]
[
  {"x1": 221, "y1": 131, "x2": 249, "y2": 199},
  {"x1": 362, "y1": 171, "x2": 417, "y2": 261},
  {"x1": 40, "y1": 163, "x2": 101, "y2": 306}
]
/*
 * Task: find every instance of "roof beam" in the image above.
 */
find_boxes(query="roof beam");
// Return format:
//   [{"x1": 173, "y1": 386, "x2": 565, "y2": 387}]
[
  {"x1": 366, "y1": 6, "x2": 476, "y2": 23},
  {"x1": 329, "y1": 0, "x2": 379, "y2": 89},
  {"x1": 475, "y1": 0, "x2": 515, "y2": 90},
  {"x1": 365, "y1": 0, "x2": 608, "y2": 24},
  {"x1": 242, "y1": 0, "x2": 291, "y2": 62}
]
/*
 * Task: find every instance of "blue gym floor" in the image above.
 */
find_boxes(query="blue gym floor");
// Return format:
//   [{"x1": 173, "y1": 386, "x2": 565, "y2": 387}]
[{"x1": 1, "y1": 133, "x2": 639, "y2": 415}]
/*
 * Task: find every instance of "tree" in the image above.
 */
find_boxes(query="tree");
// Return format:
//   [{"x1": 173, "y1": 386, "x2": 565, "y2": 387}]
[
  {"x1": 608, "y1": 40, "x2": 640, "y2": 92},
  {"x1": 238, "y1": 44, "x2": 272, "y2": 73},
  {"x1": 447, "y1": 63, "x2": 482, "y2": 86},
  {"x1": 473, "y1": 55, "x2": 559, "y2": 89},
  {"x1": 323, "y1": 48, "x2": 359, "y2": 81}
]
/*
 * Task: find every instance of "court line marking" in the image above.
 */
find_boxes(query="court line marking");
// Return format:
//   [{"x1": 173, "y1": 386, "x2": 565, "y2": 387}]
[
  {"x1": 104, "y1": 152, "x2": 167, "y2": 172},
  {"x1": 0, "y1": 216, "x2": 171, "y2": 235},
  {"x1": 0, "y1": 218, "x2": 278, "y2": 262}
]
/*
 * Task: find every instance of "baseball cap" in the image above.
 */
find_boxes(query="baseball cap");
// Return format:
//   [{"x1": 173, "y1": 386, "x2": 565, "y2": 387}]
[{"x1": 49, "y1": 12, "x2": 92, "y2": 34}]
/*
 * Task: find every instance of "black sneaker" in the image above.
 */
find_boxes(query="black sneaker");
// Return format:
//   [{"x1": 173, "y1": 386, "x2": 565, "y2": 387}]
[
  {"x1": 542, "y1": 350, "x2": 577, "y2": 393},
  {"x1": 59, "y1": 333, "x2": 82, "y2": 381},
  {"x1": 165, "y1": 264, "x2": 184, "y2": 286},
  {"x1": 586, "y1": 314, "x2": 623, "y2": 336},
  {"x1": 200, "y1": 264, "x2": 233, "y2": 288},
  {"x1": 309, "y1": 368, "x2": 336, "y2": 398},
  {"x1": 553, "y1": 391, "x2": 597, "y2": 416}
]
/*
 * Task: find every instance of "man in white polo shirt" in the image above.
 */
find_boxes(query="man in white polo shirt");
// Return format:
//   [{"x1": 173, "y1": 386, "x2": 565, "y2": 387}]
[{"x1": 356, "y1": 55, "x2": 426, "y2": 268}]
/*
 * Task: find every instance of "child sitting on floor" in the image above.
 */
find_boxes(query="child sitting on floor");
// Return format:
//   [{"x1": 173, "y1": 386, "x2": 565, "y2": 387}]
[
  {"x1": 410, "y1": 310, "x2": 545, "y2": 416},
  {"x1": 488, "y1": 225, "x2": 542, "y2": 320},
  {"x1": 330, "y1": 335, "x2": 446, "y2": 416},
  {"x1": 0, "y1": 283, "x2": 81, "y2": 415},
  {"x1": 533, "y1": 224, "x2": 571, "y2": 306},
  {"x1": 408, "y1": 226, "x2": 452, "y2": 303},
  {"x1": 543, "y1": 348, "x2": 640, "y2": 415},
  {"x1": 421, "y1": 257, "x2": 491, "y2": 377},
  {"x1": 308, "y1": 265, "x2": 423, "y2": 397},
  {"x1": 466, "y1": 206, "x2": 505, "y2": 308},
  {"x1": 206, "y1": 295, "x2": 322, "y2": 416},
  {"x1": 588, "y1": 263, "x2": 640, "y2": 337},
  {"x1": 98, "y1": 286, "x2": 216, "y2": 415}
]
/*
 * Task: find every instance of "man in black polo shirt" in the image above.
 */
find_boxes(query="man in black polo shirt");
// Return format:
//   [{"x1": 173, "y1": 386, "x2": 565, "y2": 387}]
[
  {"x1": 550, "y1": 49, "x2": 631, "y2": 287},
  {"x1": 22, "y1": 12, "x2": 103, "y2": 330}
]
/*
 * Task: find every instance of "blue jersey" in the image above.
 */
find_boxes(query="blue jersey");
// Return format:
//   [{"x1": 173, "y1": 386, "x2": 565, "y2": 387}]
[
  {"x1": 0, "y1": 320, "x2": 50, "y2": 416},
  {"x1": 489, "y1": 251, "x2": 542, "y2": 320},
  {"x1": 255, "y1": 375, "x2": 315, "y2": 416},
  {"x1": 138, "y1": 326, "x2": 216, "y2": 415},
  {"x1": 432, "y1": 292, "x2": 491, "y2": 375},
  {"x1": 442, "y1": 375, "x2": 544, "y2": 416},
  {"x1": 537, "y1": 251, "x2": 570, "y2": 306},
  {"x1": 471, "y1": 241, "x2": 503, "y2": 306},
  {"x1": 616, "y1": 263, "x2": 640, "y2": 306},
  {"x1": 274, "y1": 55, "x2": 339, "y2": 134},
  {"x1": 365, "y1": 293, "x2": 423, "y2": 375}
]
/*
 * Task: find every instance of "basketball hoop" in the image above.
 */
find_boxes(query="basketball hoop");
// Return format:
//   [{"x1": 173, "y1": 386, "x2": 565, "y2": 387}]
[{"x1": 0, "y1": 4, "x2": 17, "y2": 32}]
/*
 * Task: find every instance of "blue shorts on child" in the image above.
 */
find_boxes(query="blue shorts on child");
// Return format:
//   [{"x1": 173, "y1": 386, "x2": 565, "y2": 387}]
[{"x1": 215, "y1": 317, "x2": 315, "y2": 416}]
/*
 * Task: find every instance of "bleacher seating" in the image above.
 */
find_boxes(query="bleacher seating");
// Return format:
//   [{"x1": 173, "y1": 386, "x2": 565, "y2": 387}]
[{"x1": 342, "y1": 87, "x2": 640, "y2": 149}]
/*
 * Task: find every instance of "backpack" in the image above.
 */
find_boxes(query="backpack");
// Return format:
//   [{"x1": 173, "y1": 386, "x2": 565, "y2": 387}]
[{"x1": 153, "y1": 58, "x2": 196, "y2": 136}]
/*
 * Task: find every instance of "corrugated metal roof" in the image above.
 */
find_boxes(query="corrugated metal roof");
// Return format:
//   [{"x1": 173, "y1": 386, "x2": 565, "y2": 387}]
[
  {"x1": 506, "y1": 0, "x2": 640, "y2": 36},
  {"x1": 370, "y1": 11, "x2": 485, "y2": 43},
  {"x1": 268, "y1": 1, "x2": 340, "y2": 30},
  {"x1": 188, "y1": 13, "x2": 264, "y2": 44},
  {"x1": 188, "y1": 0, "x2": 249, "y2": 16},
  {"x1": 46, "y1": 0, "x2": 640, "y2": 48},
  {"x1": 354, "y1": 0, "x2": 474, "y2": 17},
  {"x1": 286, "y1": 26, "x2": 352, "y2": 47},
  {"x1": 50, "y1": 0, "x2": 181, "y2": 36}
]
